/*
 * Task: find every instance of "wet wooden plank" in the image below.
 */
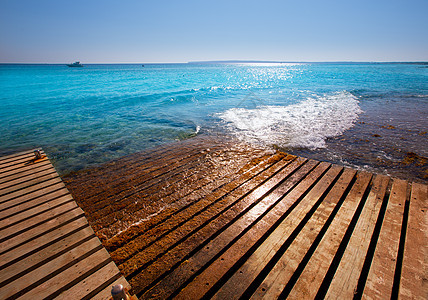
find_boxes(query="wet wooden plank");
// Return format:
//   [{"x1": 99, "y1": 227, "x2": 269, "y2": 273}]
[
  {"x1": 102, "y1": 152, "x2": 275, "y2": 251},
  {"x1": 143, "y1": 158, "x2": 315, "y2": 299},
  {"x1": 399, "y1": 182, "x2": 428, "y2": 300},
  {"x1": 363, "y1": 178, "x2": 408, "y2": 299},
  {"x1": 128, "y1": 158, "x2": 297, "y2": 295},
  {"x1": 170, "y1": 160, "x2": 322, "y2": 300},
  {"x1": 119, "y1": 154, "x2": 294, "y2": 285}
]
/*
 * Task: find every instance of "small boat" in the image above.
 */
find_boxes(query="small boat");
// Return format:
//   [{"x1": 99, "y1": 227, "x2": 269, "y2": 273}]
[{"x1": 67, "y1": 61, "x2": 83, "y2": 67}]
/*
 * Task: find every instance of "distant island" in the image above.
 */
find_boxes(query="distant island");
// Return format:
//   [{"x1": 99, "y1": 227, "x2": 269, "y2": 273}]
[{"x1": 187, "y1": 60, "x2": 428, "y2": 65}]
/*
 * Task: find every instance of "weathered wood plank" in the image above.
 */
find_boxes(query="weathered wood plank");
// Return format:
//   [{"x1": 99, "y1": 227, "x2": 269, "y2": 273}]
[
  {"x1": 0, "y1": 150, "x2": 35, "y2": 164},
  {"x1": 0, "y1": 194, "x2": 73, "y2": 229},
  {"x1": 0, "y1": 226, "x2": 95, "y2": 285},
  {"x1": 399, "y1": 182, "x2": 428, "y2": 300},
  {"x1": 0, "y1": 151, "x2": 45, "y2": 171},
  {"x1": 0, "y1": 170, "x2": 60, "y2": 197},
  {"x1": 284, "y1": 171, "x2": 372, "y2": 298},
  {"x1": 0, "y1": 165, "x2": 57, "y2": 191},
  {"x1": 251, "y1": 168, "x2": 357, "y2": 299},
  {"x1": 0, "y1": 207, "x2": 85, "y2": 253},
  {"x1": 0, "y1": 156, "x2": 49, "y2": 178},
  {"x1": 210, "y1": 163, "x2": 340, "y2": 300},
  {"x1": 0, "y1": 177, "x2": 63, "y2": 206},
  {"x1": 0, "y1": 217, "x2": 89, "y2": 268},
  {"x1": 0, "y1": 237, "x2": 103, "y2": 299},
  {"x1": 0, "y1": 201, "x2": 78, "y2": 241},
  {"x1": 0, "y1": 160, "x2": 51, "y2": 182},
  {"x1": 145, "y1": 159, "x2": 318, "y2": 299},
  {"x1": 362, "y1": 178, "x2": 408, "y2": 299},
  {"x1": 0, "y1": 185, "x2": 69, "y2": 219},
  {"x1": 54, "y1": 261, "x2": 123, "y2": 299},
  {"x1": 15, "y1": 248, "x2": 112, "y2": 300},
  {"x1": 0, "y1": 150, "x2": 132, "y2": 300},
  {"x1": 324, "y1": 175, "x2": 390, "y2": 299}
]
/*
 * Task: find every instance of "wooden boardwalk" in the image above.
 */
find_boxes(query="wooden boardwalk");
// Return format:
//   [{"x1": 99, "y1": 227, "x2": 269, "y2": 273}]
[
  {"x1": 0, "y1": 150, "x2": 131, "y2": 299},
  {"x1": 63, "y1": 138, "x2": 427, "y2": 300}
]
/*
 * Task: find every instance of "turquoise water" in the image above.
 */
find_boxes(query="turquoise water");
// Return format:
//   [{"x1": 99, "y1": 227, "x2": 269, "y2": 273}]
[{"x1": 1, "y1": 63, "x2": 427, "y2": 179}]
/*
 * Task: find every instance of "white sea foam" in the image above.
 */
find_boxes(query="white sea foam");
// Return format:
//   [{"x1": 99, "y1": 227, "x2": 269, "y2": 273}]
[{"x1": 217, "y1": 91, "x2": 362, "y2": 149}]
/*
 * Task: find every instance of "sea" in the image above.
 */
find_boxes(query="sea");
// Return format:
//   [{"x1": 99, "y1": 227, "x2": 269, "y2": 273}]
[{"x1": 1, "y1": 62, "x2": 427, "y2": 181}]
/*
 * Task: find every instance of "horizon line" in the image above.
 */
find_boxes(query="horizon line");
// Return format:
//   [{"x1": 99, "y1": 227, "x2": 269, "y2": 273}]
[{"x1": 1, "y1": 60, "x2": 427, "y2": 65}]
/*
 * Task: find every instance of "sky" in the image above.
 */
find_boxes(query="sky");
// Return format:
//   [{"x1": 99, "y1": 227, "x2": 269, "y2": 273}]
[{"x1": 0, "y1": 0, "x2": 427, "y2": 63}]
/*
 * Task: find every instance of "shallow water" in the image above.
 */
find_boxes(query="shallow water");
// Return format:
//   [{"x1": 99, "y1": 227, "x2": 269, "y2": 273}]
[{"x1": 1, "y1": 62, "x2": 427, "y2": 181}]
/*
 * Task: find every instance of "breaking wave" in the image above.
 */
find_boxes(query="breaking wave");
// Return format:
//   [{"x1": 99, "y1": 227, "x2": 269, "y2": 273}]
[{"x1": 216, "y1": 91, "x2": 362, "y2": 149}]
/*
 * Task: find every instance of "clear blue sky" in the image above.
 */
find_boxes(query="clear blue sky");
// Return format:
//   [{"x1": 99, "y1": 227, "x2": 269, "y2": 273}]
[{"x1": 1, "y1": 0, "x2": 427, "y2": 63}]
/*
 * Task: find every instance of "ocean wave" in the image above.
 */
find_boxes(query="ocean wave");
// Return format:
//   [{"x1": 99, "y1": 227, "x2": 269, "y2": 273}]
[{"x1": 216, "y1": 91, "x2": 362, "y2": 149}]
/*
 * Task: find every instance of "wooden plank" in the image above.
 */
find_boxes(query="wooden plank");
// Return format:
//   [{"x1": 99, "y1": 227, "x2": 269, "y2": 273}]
[
  {"x1": 54, "y1": 261, "x2": 123, "y2": 300},
  {"x1": 324, "y1": 175, "x2": 390, "y2": 299},
  {"x1": 0, "y1": 165, "x2": 57, "y2": 191},
  {"x1": 147, "y1": 159, "x2": 320, "y2": 299},
  {"x1": 0, "y1": 177, "x2": 63, "y2": 206},
  {"x1": 0, "y1": 237, "x2": 104, "y2": 299},
  {"x1": 0, "y1": 159, "x2": 51, "y2": 182},
  {"x1": 210, "y1": 163, "x2": 340, "y2": 300},
  {"x1": 0, "y1": 150, "x2": 35, "y2": 163},
  {"x1": 0, "y1": 150, "x2": 132, "y2": 300},
  {"x1": 399, "y1": 182, "x2": 428, "y2": 300},
  {"x1": 0, "y1": 156, "x2": 49, "y2": 177},
  {"x1": 0, "y1": 170, "x2": 60, "y2": 197},
  {"x1": 101, "y1": 150, "x2": 273, "y2": 241},
  {"x1": 0, "y1": 151, "x2": 44, "y2": 170},
  {"x1": 362, "y1": 178, "x2": 408, "y2": 299},
  {"x1": 170, "y1": 160, "x2": 325, "y2": 300},
  {"x1": 0, "y1": 185, "x2": 69, "y2": 219},
  {"x1": 106, "y1": 152, "x2": 283, "y2": 254},
  {"x1": 126, "y1": 156, "x2": 299, "y2": 295},
  {"x1": 282, "y1": 171, "x2": 372, "y2": 299},
  {"x1": 0, "y1": 201, "x2": 78, "y2": 241},
  {"x1": 0, "y1": 207, "x2": 85, "y2": 253},
  {"x1": 0, "y1": 216, "x2": 89, "y2": 268},
  {"x1": 250, "y1": 168, "x2": 357, "y2": 299},
  {"x1": 15, "y1": 248, "x2": 112, "y2": 300},
  {"x1": 118, "y1": 154, "x2": 294, "y2": 279},
  {"x1": 0, "y1": 194, "x2": 73, "y2": 229},
  {"x1": 0, "y1": 226, "x2": 95, "y2": 285}
]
